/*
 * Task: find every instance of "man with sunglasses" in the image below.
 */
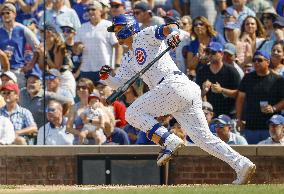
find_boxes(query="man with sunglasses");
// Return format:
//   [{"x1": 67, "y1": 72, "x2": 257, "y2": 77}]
[
  {"x1": 37, "y1": 100, "x2": 74, "y2": 145},
  {"x1": 196, "y1": 42, "x2": 241, "y2": 118},
  {"x1": 110, "y1": 0, "x2": 126, "y2": 17},
  {"x1": 236, "y1": 50, "x2": 284, "y2": 144},
  {"x1": 101, "y1": 14, "x2": 256, "y2": 184},
  {"x1": 0, "y1": 83, "x2": 37, "y2": 145},
  {"x1": 211, "y1": 114, "x2": 248, "y2": 145},
  {"x1": 74, "y1": 0, "x2": 122, "y2": 84},
  {"x1": 0, "y1": 2, "x2": 40, "y2": 88}
]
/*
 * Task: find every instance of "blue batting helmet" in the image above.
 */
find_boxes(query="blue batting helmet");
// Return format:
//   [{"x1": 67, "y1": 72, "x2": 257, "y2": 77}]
[{"x1": 107, "y1": 14, "x2": 140, "y2": 39}]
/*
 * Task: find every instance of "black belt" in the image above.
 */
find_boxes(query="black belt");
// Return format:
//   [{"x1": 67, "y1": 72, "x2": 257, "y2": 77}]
[{"x1": 157, "y1": 71, "x2": 183, "y2": 84}]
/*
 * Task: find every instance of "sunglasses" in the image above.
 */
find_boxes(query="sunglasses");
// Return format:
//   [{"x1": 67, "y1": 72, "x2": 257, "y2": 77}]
[
  {"x1": 133, "y1": 11, "x2": 142, "y2": 15},
  {"x1": 45, "y1": 107, "x2": 56, "y2": 113},
  {"x1": 111, "y1": 4, "x2": 120, "y2": 9},
  {"x1": 77, "y1": 85, "x2": 88, "y2": 91},
  {"x1": 193, "y1": 22, "x2": 204, "y2": 27},
  {"x1": 252, "y1": 58, "x2": 265, "y2": 63},
  {"x1": 45, "y1": 75, "x2": 57, "y2": 80},
  {"x1": 62, "y1": 28, "x2": 73, "y2": 34},
  {"x1": 0, "y1": 90, "x2": 14, "y2": 95},
  {"x1": 1, "y1": 12, "x2": 11, "y2": 16}
]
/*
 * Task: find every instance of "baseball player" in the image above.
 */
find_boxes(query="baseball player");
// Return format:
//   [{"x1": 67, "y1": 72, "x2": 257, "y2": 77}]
[{"x1": 100, "y1": 14, "x2": 255, "y2": 184}]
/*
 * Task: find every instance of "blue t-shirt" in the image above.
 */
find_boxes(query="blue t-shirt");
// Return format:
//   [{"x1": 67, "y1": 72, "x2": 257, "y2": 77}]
[
  {"x1": 72, "y1": 3, "x2": 89, "y2": 24},
  {"x1": 105, "y1": 128, "x2": 130, "y2": 145}
]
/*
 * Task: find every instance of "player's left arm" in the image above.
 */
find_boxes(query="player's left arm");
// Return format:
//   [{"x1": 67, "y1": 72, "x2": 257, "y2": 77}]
[{"x1": 155, "y1": 23, "x2": 181, "y2": 48}]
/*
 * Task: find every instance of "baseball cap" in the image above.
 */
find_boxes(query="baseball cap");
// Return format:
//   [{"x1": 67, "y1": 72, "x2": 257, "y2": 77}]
[
  {"x1": 202, "y1": 101, "x2": 213, "y2": 113},
  {"x1": 164, "y1": 9, "x2": 181, "y2": 23},
  {"x1": 273, "y1": 16, "x2": 284, "y2": 28},
  {"x1": 0, "y1": 71, "x2": 17, "y2": 83},
  {"x1": 25, "y1": 69, "x2": 42, "y2": 80},
  {"x1": 224, "y1": 43, "x2": 236, "y2": 56},
  {"x1": 98, "y1": 0, "x2": 110, "y2": 8},
  {"x1": 45, "y1": 69, "x2": 61, "y2": 80},
  {"x1": 206, "y1": 42, "x2": 223, "y2": 52},
  {"x1": 268, "y1": 114, "x2": 284, "y2": 125},
  {"x1": 1, "y1": 2, "x2": 16, "y2": 13},
  {"x1": 253, "y1": 50, "x2": 270, "y2": 61},
  {"x1": 224, "y1": 22, "x2": 238, "y2": 30},
  {"x1": 60, "y1": 22, "x2": 75, "y2": 31},
  {"x1": 0, "y1": 83, "x2": 20, "y2": 94},
  {"x1": 212, "y1": 114, "x2": 232, "y2": 125},
  {"x1": 222, "y1": 7, "x2": 237, "y2": 18},
  {"x1": 88, "y1": 91, "x2": 101, "y2": 102},
  {"x1": 88, "y1": 0, "x2": 103, "y2": 10},
  {"x1": 110, "y1": 0, "x2": 125, "y2": 5},
  {"x1": 134, "y1": 1, "x2": 151, "y2": 12}
]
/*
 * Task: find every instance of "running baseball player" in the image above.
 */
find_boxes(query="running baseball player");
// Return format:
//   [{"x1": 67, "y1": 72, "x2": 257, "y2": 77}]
[{"x1": 100, "y1": 14, "x2": 255, "y2": 184}]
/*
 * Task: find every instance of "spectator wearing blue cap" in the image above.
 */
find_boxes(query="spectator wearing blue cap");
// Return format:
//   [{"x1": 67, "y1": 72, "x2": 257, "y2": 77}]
[
  {"x1": 211, "y1": 114, "x2": 248, "y2": 145},
  {"x1": 236, "y1": 50, "x2": 284, "y2": 144},
  {"x1": 196, "y1": 42, "x2": 241, "y2": 118},
  {"x1": 19, "y1": 69, "x2": 45, "y2": 128},
  {"x1": 215, "y1": 5, "x2": 238, "y2": 36},
  {"x1": 258, "y1": 115, "x2": 284, "y2": 144}
]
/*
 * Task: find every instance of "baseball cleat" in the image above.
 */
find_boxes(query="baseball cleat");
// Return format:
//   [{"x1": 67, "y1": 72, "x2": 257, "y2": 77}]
[
  {"x1": 232, "y1": 162, "x2": 256, "y2": 185},
  {"x1": 157, "y1": 134, "x2": 185, "y2": 166}
]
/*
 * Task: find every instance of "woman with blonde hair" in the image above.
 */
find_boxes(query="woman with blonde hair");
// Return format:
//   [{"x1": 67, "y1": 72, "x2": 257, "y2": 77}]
[{"x1": 185, "y1": 16, "x2": 225, "y2": 73}]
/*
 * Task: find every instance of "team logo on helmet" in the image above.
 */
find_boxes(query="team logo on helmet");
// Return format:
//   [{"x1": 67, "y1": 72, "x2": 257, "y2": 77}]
[{"x1": 135, "y1": 48, "x2": 147, "y2": 65}]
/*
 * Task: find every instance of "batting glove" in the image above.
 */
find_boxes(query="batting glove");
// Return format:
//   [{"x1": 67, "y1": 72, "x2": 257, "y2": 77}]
[
  {"x1": 99, "y1": 65, "x2": 112, "y2": 80},
  {"x1": 166, "y1": 30, "x2": 181, "y2": 49}
]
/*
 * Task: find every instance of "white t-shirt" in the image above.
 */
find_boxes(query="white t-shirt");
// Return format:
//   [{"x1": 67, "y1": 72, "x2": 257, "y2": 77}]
[
  {"x1": 75, "y1": 20, "x2": 118, "y2": 72},
  {"x1": 60, "y1": 70, "x2": 76, "y2": 97},
  {"x1": 0, "y1": 116, "x2": 15, "y2": 145}
]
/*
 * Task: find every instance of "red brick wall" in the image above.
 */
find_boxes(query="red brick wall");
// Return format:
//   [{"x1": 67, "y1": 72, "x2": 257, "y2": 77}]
[{"x1": 169, "y1": 156, "x2": 284, "y2": 184}]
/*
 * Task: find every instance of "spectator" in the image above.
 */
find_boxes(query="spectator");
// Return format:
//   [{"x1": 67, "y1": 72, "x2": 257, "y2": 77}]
[
  {"x1": 236, "y1": 50, "x2": 284, "y2": 144},
  {"x1": 101, "y1": 107, "x2": 130, "y2": 145},
  {"x1": 0, "y1": 115, "x2": 15, "y2": 145},
  {"x1": 0, "y1": 71, "x2": 17, "y2": 85},
  {"x1": 227, "y1": 0, "x2": 256, "y2": 28},
  {"x1": 133, "y1": 1, "x2": 164, "y2": 30},
  {"x1": 0, "y1": 83, "x2": 37, "y2": 145},
  {"x1": 246, "y1": 0, "x2": 274, "y2": 17},
  {"x1": 66, "y1": 78, "x2": 95, "y2": 144},
  {"x1": 196, "y1": 42, "x2": 241, "y2": 117},
  {"x1": 60, "y1": 23, "x2": 82, "y2": 80},
  {"x1": 79, "y1": 92, "x2": 106, "y2": 145},
  {"x1": 110, "y1": 0, "x2": 125, "y2": 17},
  {"x1": 239, "y1": 16, "x2": 266, "y2": 54},
  {"x1": 19, "y1": 69, "x2": 44, "y2": 127},
  {"x1": 185, "y1": 16, "x2": 225, "y2": 73},
  {"x1": 45, "y1": 68, "x2": 74, "y2": 105},
  {"x1": 214, "y1": 0, "x2": 228, "y2": 35},
  {"x1": 223, "y1": 43, "x2": 245, "y2": 79},
  {"x1": 258, "y1": 114, "x2": 284, "y2": 144},
  {"x1": 73, "y1": 0, "x2": 122, "y2": 84},
  {"x1": 0, "y1": 2, "x2": 40, "y2": 87},
  {"x1": 37, "y1": 100, "x2": 74, "y2": 145},
  {"x1": 243, "y1": 62, "x2": 254, "y2": 74},
  {"x1": 270, "y1": 41, "x2": 284, "y2": 78},
  {"x1": 180, "y1": 15, "x2": 192, "y2": 34},
  {"x1": 211, "y1": 114, "x2": 248, "y2": 145},
  {"x1": 202, "y1": 101, "x2": 214, "y2": 124},
  {"x1": 98, "y1": 0, "x2": 111, "y2": 20},
  {"x1": 73, "y1": 0, "x2": 91, "y2": 24},
  {"x1": 259, "y1": 8, "x2": 278, "y2": 39},
  {"x1": 39, "y1": 0, "x2": 81, "y2": 33},
  {"x1": 260, "y1": 16, "x2": 284, "y2": 54}
]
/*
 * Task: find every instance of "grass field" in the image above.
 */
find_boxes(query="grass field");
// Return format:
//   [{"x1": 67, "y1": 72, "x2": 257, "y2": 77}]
[{"x1": 1, "y1": 185, "x2": 284, "y2": 194}]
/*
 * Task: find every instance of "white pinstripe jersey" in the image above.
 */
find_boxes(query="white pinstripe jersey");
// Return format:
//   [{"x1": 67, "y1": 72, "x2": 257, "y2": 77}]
[{"x1": 114, "y1": 26, "x2": 181, "y2": 90}]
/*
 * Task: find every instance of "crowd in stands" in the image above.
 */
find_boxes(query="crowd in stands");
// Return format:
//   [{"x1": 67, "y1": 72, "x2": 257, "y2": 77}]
[{"x1": 0, "y1": 0, "x2": 283, "y2": 146}]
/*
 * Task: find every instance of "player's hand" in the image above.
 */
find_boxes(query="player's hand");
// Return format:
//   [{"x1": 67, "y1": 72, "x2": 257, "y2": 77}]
[
  {"x1": 167, "y1": 30, "x2": 181, "y2": 49},
  {"x1": 99, "y1": 65, "x2": 111, "y2": 80}
]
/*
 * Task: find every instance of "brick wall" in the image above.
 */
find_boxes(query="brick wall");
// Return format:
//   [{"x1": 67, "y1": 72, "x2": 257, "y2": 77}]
[{"x1": 0, "y1": 146, "x2": 283, "y2": 185}]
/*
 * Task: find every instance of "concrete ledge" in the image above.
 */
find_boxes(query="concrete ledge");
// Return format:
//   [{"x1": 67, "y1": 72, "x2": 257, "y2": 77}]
[{"x1": 0, "y1": 145, "x2": 283, "y2": 156}]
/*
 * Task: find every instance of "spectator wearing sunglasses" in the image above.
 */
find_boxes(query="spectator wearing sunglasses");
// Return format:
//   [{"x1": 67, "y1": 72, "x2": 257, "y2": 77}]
[
  {"x1": 110, "y1": 0, "x2": 126, "y2": 17},
  {"x1": 196, "y1": 42, "x2": 241, "y2": 118},
  {"x1": 211, "y1": 114, "x2": 248, "y2": 145},
  {"x1": 0, "y1": 83, "x2": 37, "y2": 145},
  {"x1": 0, "y1": 2, "x2": 40, "y2": 88},
  {"x1": 236, "y1": 50, "x2": 284, "y2": 144},
  {"x1": 37, "y1": 100, "x2": 74, "y2": 145},
  {"x1": 73, "y1": 0, "x2": 122, "y2": 84}
]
